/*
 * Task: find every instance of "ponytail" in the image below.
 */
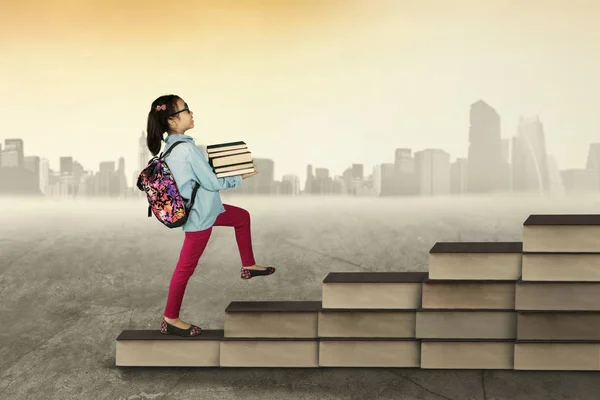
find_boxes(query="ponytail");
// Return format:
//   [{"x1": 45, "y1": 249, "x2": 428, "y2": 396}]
[{"x1": 146, "y1": 94, "x2": 179, "y2": 156}]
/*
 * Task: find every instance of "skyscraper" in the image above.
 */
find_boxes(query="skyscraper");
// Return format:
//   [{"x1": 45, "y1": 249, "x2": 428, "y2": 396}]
[
  {"x1": 238, "y1": 158, "x2": 274, "y2": 194},
  {"x1": 450, "y1": 158, "x2": 468, "y2": 194},
  {"x1": 511, "y1": 116, "x2": 550, "y2": 193},
  {"x1": 60, "y1": 156, "x2": 73, "y2": 175},
  {"x1": 394, "y1": 148, "x2": 418, "y2": 195},
  {"x1": 586, "y1": 143, "x2": 600, "y2": 190},
  {"x1": 1, "y1": 139, "x2": 24, "y2": 169},
  {"x1": 467, "y1": 100, "x2": 503, "y2": 193},
  {"x1": 138, "y1": 131, "x2": 151, "y2": 172},
  {"x1": 414, "y1": 149, "x2": 451, "y2": 196}
]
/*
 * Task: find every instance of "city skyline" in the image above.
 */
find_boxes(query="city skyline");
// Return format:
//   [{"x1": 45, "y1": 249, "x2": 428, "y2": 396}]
[
  {"x1": 1, "y1": 96, "x2": 598, "y2": 198},
  {"x1": 2, "y1": 0, "x2": 600, "y2": 188},
  {"x1": 0, "y1": 98, "x2": 595, "y2": 187}
]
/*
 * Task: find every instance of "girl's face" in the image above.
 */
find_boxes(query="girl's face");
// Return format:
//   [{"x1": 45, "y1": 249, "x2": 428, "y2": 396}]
[{"x1": 169, "y1": 98, "x2": 194, "y2": 133}]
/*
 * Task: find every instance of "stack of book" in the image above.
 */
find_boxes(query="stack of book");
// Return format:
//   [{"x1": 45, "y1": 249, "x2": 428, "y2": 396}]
[{"x1": 206, "y1": 141, "x2": 255, "y2": 178}]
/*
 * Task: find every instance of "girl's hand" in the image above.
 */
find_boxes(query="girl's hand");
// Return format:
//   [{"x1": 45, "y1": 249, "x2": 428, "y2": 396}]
[{"x1": 241, "y1": 167, "x2": 258, "y2": 179}]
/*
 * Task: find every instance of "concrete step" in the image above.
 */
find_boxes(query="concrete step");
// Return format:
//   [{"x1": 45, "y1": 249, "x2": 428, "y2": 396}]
[
  {"x1": 319, "y1": 338, "x2": 420, "y2": 367},
  {"x1": 420, "y1": 339, "x2": 514, "y2": 369},
  {"x1": 522, "y1": 253, "x2": 600, "y2": 281},
  {"x1": 518, "y1": 311, "x2": 600, "y2": 340},
  {"x1": 115, "y1": 329, "x2": 223, "y2": 367},
  {"x1": 224, "y1": 301, "x2": 321, "y2": 338},
  {"x1": 220, "y1": 337, "x2": 319, "y2": 367},
  {"x1": 523, "y1": 214, "x2": 600, "y2": 253},
  {"x1": 318, "y1": 308, "x2": 416, "y2": 338},
  {"x1": 516, "y1": 281, "x2": 600, "y2": 310},
  {"x1": 322, "y1": 272, "x2": 427, "y2": 309},
  {"x1": 422, "y1": 280, "x2": 516, "y2": 309},
  {"x1": 428, "y1": 241, "x2": 522, "y2": 280},
  {"x1": 514, "y1": 340, "x2": 600, "y2": 370},
  {"x1": 416, "y1": 309, "x2": 517, "y2": 339}
]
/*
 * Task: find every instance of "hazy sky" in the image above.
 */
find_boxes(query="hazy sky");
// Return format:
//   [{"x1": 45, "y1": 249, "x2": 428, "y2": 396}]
[{"x1": 1, "y1": 0, "x2": 599, "y2": 186}]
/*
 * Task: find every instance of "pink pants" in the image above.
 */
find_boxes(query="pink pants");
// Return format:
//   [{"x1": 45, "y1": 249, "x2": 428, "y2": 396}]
[{"x1": 163, "y1": 203, "x2": 256, "y2": 319}]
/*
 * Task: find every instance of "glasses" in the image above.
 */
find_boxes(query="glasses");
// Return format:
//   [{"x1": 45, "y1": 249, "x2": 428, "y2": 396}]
[{"x1": 169, "y1": 103, "x2": 191, "y2": 117}]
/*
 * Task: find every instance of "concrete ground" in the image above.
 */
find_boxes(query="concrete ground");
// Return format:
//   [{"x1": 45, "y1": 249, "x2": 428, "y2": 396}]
[{"x1": 1, "y1": 193, "x2": 599, "y2": 400}]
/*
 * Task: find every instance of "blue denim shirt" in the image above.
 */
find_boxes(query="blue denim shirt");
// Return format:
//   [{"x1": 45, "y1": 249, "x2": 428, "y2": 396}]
[{"x1": 162, "y1": 133, "x2": 242, "y2": 232}]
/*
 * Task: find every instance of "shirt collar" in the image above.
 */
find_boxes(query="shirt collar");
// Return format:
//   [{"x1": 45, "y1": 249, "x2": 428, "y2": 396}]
[{"x1": 164, "y1": 133, "x2": 194, "y2": 144}]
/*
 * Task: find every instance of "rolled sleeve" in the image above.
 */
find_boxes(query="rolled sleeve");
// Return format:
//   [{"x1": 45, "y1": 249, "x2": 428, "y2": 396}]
[{"x1": 187, "y1": 148, "x2": 243, "y2": 192}]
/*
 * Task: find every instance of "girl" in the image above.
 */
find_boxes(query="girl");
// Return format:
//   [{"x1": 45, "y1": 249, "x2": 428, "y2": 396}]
[{"x1": 146, "y1": 94, "x2": 276, "y2": 337}]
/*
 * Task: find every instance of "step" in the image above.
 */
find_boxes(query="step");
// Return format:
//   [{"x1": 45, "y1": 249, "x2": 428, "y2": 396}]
[
  {"x1": 523, "y1": 214, "x2": 600, "y2": 253},
  {"x1": 415, "y1": 309, "x2": 517, "y2": 339},
  {"x1": 420, "y1": 339, "x2": 514, "y2": 369},
  {"x1": 428, "y1": 242, "x2": 522, "y2": 280},
  {"x1": 422, "y1": 280, "x2": 516, "y2": 309},
  {"x1": 219, "y1": 337, "x2": 319, "y2": 367},
  {"x1": 115, "y1": 329, "x2": 223, "y2": 367},
  {"x1": 514, "y1": 340, "x2": 600, "y2": 370},
  {"x1": 318, "y1": 308, "x2": 416, "y2": 338},
  {"x1": 322, "y1": 272, "x2": 427, "y2": 309},
  {"x1": 516, "y1": 281, "x2": 600, "y2": 311},
  {"x1": 522, "y1": 252, "x2": 600, "y2": 281},
  {"x1": 518, "y1": 311, "x2": 600, "y2": 340},
  {"x1": 318, "y1": 338, "x2": 420, "y2": 367},
  {"x1": 224, "y1": 301, "x2": 321, "y2": 338}
]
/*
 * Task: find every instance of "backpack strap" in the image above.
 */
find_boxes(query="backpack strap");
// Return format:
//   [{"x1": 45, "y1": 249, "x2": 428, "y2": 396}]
[
  {"x1": 159, "y1": 140, "x2": 203, "y2": 211},
  {"x1": 159, "y1": 140, "x2": 186, "y2": 159},
  {"x1": 185, "y1": 181, "x2": 201, "y2": 210}
]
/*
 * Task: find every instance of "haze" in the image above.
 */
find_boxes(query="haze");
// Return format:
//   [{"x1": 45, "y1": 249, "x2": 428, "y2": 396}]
[{"x1": 1, "y1": 0, "x2": 599, "y2": 187}]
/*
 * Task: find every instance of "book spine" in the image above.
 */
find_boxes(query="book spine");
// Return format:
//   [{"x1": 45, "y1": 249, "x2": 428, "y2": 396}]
[{"x1": 206, "y1": 141, "x2": 246, "y2": 150}]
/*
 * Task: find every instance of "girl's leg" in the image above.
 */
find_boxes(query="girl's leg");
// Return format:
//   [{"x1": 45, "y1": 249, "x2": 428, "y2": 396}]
[
  {"x1": 212, "y1": 203, "x2": 256, "y2": 267},
  {"x1": 163, "y1": 228, "x2": 212, "y2": 319}
]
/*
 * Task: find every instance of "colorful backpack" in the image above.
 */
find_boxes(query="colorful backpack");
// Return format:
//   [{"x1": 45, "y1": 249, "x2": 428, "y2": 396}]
[{"x1": 136, "y1": 141, "x2": 200, "y2": 228}]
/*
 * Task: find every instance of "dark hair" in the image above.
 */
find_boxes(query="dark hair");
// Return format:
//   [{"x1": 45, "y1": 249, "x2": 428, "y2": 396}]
[{"x1": 146, "y1": 94, "x2": 180, "y2": 156}]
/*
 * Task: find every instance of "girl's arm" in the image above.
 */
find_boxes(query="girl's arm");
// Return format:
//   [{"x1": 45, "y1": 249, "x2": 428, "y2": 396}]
[{"x1": 187, "y1": 146, "x2": 242, "y2": 192}]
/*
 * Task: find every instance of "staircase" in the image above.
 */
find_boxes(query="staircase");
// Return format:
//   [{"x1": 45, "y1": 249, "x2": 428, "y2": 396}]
[{"x1": 116, "y1": 213, "x2": 600, "y2": 370}]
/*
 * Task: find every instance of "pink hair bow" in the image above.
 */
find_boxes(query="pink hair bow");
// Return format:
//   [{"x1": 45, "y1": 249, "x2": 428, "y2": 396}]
[{"x1": 155, "y1": 104, "x2": 166, "y2": 111}]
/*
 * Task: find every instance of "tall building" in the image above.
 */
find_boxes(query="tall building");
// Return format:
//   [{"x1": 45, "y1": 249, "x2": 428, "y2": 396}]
[
  {"x1": 281, "y1": 174, "x2": 300, "y2": 195},
  {"x1": 415, "y1": 149, "x2": 451, "y2": 196},
  {"x1": 4, "y1": 139, "x2": 24, "y2": 169},
  {"x1": 450, "y1": 157, "x2": 468, "y2": 194},
  {"x1": 467, "y1": 100, "x2": 503, "y2": 193},
  {"x1": 315, "y1": 168, "x2": 329, "y2": 179},
  {"x1": 99, "y1": 161, "x2": 116, "y2": 196},
  {"x1": 0, "y1": 150, "x2": 18, "y2": 168},
  {"x1": 373, "y1": 163, "x2": 395, "y2": 196},
  {"x1": 312, "y1": 167, "x2": 333, "y2": 195},
  {"x1": 394, "y1": 148, "x2": 418, "y2": 195},
  {"x1": 24, "y1": 156, "x2": 41, "y2": 192},
  {"x1": 60, "y1": 156, "x2": 73, "y2": 175},
  {"x1": 395, "y1": 148, "x2": 414, "y2": 173},
  {"x1": 586, "y1": 143, "x2": 600, "y2": 190},
  {"x1": 117, "y1": 157, "x2": 127, "y2": 194},
  {"x1": 40, "y1": 158, "x2": 50, "y2": 194},
  {"x1": 352, "y1": 164, "x2": 364, "y2": 180},
  {"x1": 511, "y1": 116, "x2": 550, "y2": 193},
  {"x1": 72, "y1": 161, "x2": 84, "y2": 196},
  {"x1": 304, "y1": 164, "x2": 314, "y2": 194},
  {"x1": 1, "y1": 139, "x2": 21, "y2": 168},
  {"x1": 238, "y1": 158, "x2": 274, "y2": 194},
  {"x1": 342, "y1": 167, "x2": 354, "y2": 195},
  {"x1": 138, "y1": 131, "x2": 152, "y2": 173},
  {"x1": 135, "y1": 131, "x2": 152, "y2": 196}
]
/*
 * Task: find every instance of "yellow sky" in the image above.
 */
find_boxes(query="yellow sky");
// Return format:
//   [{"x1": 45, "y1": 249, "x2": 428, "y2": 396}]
[{"x1": 1, "y1": 0, "x2": 599, "y2": 185}]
